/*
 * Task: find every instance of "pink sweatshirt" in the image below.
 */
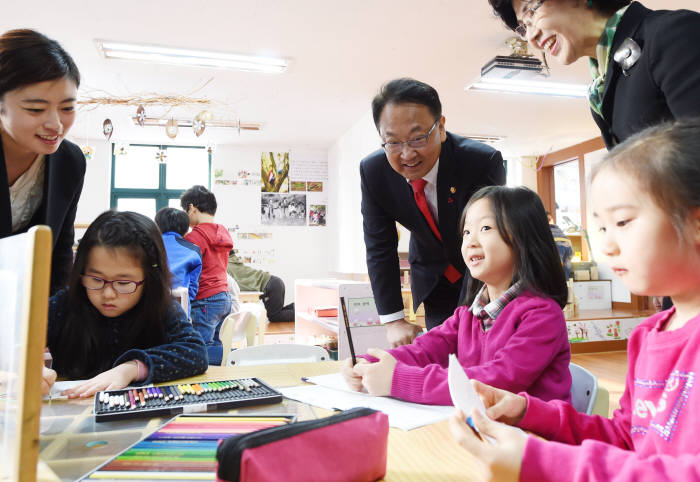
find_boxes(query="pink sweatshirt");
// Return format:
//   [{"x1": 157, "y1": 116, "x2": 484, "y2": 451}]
[
  {"x1": 363, "y1": 291, "x2": 572, "y2": 405},
  {"x1": 518, "y1": 308, "x2": 700, "y2": 481}
]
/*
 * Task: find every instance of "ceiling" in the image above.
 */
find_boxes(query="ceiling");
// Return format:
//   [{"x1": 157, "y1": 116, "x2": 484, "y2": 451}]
[{"x1": 2, "y1": 0, "x2": 696, "y2": 155}]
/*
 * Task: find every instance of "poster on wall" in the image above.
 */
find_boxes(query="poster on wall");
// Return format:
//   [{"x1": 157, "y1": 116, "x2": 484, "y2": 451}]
[
  {"x1": 261, "y1": 152, "x2": 290, "y2": 192},
  {"x1": 308, "y1": 204, "x2": 326, "y2": 226},
  {"x1": 290, "y1": 181, "x2": 306, "y2": 192},
  {"x1": 289, "y1": 157, "x2": 328, "y2": 181},
  {"x1": 261, "y1": 193, "x2": 306, "y2": 226}
]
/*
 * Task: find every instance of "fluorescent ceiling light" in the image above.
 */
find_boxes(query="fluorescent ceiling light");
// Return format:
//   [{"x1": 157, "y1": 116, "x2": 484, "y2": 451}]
[
  {"x1": 466, "y1": 77, "x2": 588, "y2": 98},
  {"x1": 95, "y1": 40, "x2": 287, "y2": 73}
]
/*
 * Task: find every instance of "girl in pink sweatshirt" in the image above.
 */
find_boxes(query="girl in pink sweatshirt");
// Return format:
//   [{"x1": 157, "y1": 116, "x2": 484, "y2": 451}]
[
  {"x1": 342, "y1": 185, "x2": 572, "y2": 405},
  {"x1": 449, "y1": 120, "x2": 700, "y2": 481}
]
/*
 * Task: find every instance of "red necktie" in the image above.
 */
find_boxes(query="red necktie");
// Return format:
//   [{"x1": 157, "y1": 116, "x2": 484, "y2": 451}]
[
  {"x1": 410, "y1": 179, "x2": 441, "y2": 241},
  {"x1": 410, "y1": 178, "x2": 462, "y2": 284}
]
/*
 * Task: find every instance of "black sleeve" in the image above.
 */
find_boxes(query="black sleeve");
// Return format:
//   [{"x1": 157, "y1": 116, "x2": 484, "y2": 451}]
[
  {"x1": 486, "y1": 150, "x2": 507, "y2": 187},
  {"x1": 649, "y1": 11, "x2": 700, "y2": 120},
  {"x1": 360, "y1": 162, "x2": 403, "y2": 316},
  {"x1": 50, "y1": 168, "x2": 84, "y2": 295}
]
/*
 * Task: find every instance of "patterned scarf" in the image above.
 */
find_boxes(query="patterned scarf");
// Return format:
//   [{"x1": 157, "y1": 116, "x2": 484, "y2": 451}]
[{"x1": 588, "y1": 5, "x2": 630, "y2": 118}]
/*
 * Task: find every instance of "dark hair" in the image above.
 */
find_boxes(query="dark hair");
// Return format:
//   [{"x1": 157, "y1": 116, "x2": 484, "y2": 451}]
[
  {"x1": 180, "y1": 185, "x2": 217, "y2": 215},
  {"x1": 487, "y1": 0, "x2": 632, "y2": 32},
  {"x1": 591, "y1": 119, "x2": 700, "y2": 241},
  {"x1": 0, "y1": 29, "x2": 80, "y2": 98},
  {"x1": 460, "y1": 185, "x2": 568, "y2": 308},
  {"x1": 371, "y1": 78, "x2": 442, "y2": 130},
  {"x1": 52, "y1": 211, "x2": 172, "y2": 379},
  {"x1": 155, "y1": 207, "x2": 190, "y2": 235}
]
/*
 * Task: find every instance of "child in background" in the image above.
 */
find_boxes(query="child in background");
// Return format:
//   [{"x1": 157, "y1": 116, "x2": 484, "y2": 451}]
[
  {"x1": 342, "y1": 186, "x2": 571, "y2": 405},
  {"x1": 155, "y1": 207, "x2": 202, "y2": 315},
  {"x1": 181, "y1": 185, "x2": 233, "y2": 365},
  {"x1": 46, "y1": 211, "x2": 207, "y2": 398},
  {"x1": 449, "y1": 121, "x2": 700, "y2": 481}
]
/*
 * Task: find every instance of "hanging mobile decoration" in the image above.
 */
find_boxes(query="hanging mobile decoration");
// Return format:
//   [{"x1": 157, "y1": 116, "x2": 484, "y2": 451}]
[
  {"x1": 136, "y1": 105, "x2": 146, "y2": 126},
  {"x1": 165, "y1": 118, "x2": 178, "y2": 139},
  {"x1": 102, "y1": 119, "x2": 114, "y2": 140},
  {"x1": 193, "y1": 114, "x2": 206, "y2": 137},
  {"x1": 156, "y1": 149, "x2": 167, "y2": 163},
  {"x1": 80, "y1": 145, "x2": 94, "y2": 161}
]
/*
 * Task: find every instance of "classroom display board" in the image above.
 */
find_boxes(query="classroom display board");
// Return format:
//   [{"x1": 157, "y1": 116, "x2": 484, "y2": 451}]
[
  {"x1": 83, "y1": 414, "x2": 294, "y2": 480},
  {"x1": 0, "y1": 227, "x2": 52, "y2": 482}
]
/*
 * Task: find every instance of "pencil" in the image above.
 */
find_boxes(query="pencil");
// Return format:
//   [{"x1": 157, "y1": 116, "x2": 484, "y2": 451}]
[{"x1": 340, "y1": 296, "x2": 357, "y2": 365}]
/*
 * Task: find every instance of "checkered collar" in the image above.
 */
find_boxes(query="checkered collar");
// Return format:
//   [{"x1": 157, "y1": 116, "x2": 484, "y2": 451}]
[{"x1": 470, "y1": 280, "x2": 523, "y2": 325}]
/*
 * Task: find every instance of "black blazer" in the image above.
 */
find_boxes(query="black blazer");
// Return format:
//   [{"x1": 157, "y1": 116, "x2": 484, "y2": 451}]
[
  {"x1": 360, "y1": 132, "x2": 506, "y2": 316},
  {"x1": 593, "y1": 2, "x2": 700, "y2": 148},
  {"x1": 0, "y1": 137, "x2": 86, "y2": 294}
]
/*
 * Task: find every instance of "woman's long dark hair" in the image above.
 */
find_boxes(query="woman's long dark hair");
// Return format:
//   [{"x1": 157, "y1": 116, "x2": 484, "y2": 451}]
[
  {"x1": 461, "y1": 186, "x2": 568, "y2": 308},
  {"x1": 52, "y1": 211, "x2": 172, "y2": 379}
]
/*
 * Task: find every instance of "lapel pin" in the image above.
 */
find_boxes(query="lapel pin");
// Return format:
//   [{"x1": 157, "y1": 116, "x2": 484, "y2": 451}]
[
  {"x1": 448, "y1": 197, "x2": 454, "y2": 204},
  {"x1": 613, "y1": 38, "x2": 641, "y2": 76},
  {"x1": 450, "y1": 187, "x2": 456, "y2": 194}
]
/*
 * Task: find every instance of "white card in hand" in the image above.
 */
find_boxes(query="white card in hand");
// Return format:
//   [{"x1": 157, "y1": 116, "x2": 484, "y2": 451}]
[
  {"x1": 448, "y1": 354, "x2": 486, "y2": 416},
  {"x1": 448, "y1": 354, "x2": 498, "y2": 444}
]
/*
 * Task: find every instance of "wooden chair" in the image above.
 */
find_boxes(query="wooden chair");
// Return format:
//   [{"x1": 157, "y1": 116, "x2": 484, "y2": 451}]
[
  {"x1": 226, "y1": 343, "x2": 329, "y2": 367},
  {"x1": 0, "y1": 226, "x2": 52, "y2": 482}
]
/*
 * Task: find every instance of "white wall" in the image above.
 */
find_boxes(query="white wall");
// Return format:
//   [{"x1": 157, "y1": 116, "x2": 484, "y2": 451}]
[
  {"x1": 327, "y1": 110, "x2": 378, "y2": 275},
  {"x1": 72, "y1": 137, "x2": 330, "y2": 305}
]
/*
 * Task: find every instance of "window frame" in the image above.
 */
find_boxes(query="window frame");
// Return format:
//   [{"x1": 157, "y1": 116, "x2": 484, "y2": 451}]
[{"x1": 110, "y1": 143, "x2": 212, "y2": 212}]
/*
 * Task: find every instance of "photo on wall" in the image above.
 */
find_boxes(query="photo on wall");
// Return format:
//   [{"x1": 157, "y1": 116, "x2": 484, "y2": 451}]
[
  {"x1": 261, "y1": 152, "x2": 290, "y2": 193},
  {"x1": 307, "y1": 181, "x2": 323, "y2": 192},
  {"x1": 308, "y1": 204, "x2": 326, "y2": 226},
  {"x1": 290, "y1": 181, "x2": 306, "y2": 192},
  {"x1": 261, "y1": 193, "x2": 306, "y2": 226}
]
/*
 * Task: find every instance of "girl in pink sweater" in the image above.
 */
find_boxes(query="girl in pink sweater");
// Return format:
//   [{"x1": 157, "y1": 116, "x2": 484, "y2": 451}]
[
  {"x1": 342, "y1": 185, "x2": 572, "y2": 405},
  {"x1": 450, "y1": 120, "x2": 700, "y2": 481}
]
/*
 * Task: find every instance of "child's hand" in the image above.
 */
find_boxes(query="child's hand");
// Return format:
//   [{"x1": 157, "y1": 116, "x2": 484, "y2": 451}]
[
  {"x1": 449, "y1": 409, "x2": 527, "y2": 482},
  {"x1": 473, "y1": 379, "x2": 527, "y2": 425},
  {"x1": 41, "y1": 367, "x2": 57, "y2": 396},
  {"x1": 340, "y1": 357, "x2": 367, "y2": 391},
  {"x1": 63, "y1": 362, "x2": 138, "y2": 398},
  {"x1": 353, "y1": 348, "x2": 397, "y2": 396}
]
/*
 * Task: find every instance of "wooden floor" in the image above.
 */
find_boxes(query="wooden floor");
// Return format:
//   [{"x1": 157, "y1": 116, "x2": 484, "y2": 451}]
[{"x1": 264, "y1": 322, "x2": 628, "y2": 418}]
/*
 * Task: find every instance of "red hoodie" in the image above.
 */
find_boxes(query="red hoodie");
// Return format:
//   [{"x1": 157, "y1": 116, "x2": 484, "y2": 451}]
[{"x1": 184, "y1": 223, "x2": 233, "y2": 300}]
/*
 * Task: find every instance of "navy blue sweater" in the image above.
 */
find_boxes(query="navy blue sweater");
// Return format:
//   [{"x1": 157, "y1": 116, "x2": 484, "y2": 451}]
[{"x1": 47, "y1": 289, "x2": 208, "y2": 384}]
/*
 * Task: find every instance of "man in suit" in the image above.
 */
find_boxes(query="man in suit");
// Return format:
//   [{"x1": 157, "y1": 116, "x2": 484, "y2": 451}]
[{"x1": 360, "y1": 78, "x2": 506, "y2": 347}]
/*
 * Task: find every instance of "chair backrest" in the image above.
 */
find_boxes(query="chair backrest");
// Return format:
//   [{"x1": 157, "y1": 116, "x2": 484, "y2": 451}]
[
  {"x1": 227, "y1": 344, "x2": 329, "y2": 366},
  {"x1": 171, "y1": 286, "x2": 189, "y2": 320},
  {"x1": 569, "y1": 363, "x2": 598, "y2": 415},
  {"x1": 219, "y1": 312, "x2": 255, "y2": 367},
  {"x1": 238, "y1": 301, "x2": 268, "y2": 346}
]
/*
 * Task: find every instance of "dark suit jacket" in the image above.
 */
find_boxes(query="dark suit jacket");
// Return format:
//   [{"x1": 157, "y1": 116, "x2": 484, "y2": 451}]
[
  {"x1": 1, "y1": 137, "x2": 86, "y2": 294},
  {"x1": 593, "y1": 2, "x2": 700, "y2": 148},
  {"x1": 360, "y1": 132, "x2": 506, "y2": 316}
]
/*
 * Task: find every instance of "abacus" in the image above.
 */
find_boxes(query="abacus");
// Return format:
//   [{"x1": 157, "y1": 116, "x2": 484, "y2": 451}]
[{"x1": 93, "y1": 378, "x2": 282, "y2": 422}]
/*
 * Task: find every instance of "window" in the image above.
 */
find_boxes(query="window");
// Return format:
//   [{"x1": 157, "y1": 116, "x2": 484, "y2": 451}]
[{"x1": 110, "y1": 144, "x2": 211, "y2": 219}]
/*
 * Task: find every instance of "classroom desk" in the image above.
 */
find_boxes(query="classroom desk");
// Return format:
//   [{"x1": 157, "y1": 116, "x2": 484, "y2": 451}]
[{"x1": 38, "y1": 362, "x2": 483, "y2": 481}]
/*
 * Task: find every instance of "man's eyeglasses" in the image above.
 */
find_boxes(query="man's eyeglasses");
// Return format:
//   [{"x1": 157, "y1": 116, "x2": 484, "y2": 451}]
[
  {"x1": 515, "y1": 0, "x2": 546, "y2": 39},
  {"x1": 81, "y1": 275, "x2": 145, "y2": 294},
  {"x1": 382, "y1": 120, "x2": 438, "y2": 154}
]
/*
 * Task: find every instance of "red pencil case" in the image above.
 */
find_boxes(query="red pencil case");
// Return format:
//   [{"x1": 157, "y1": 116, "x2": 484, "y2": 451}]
[{"x1": 216, "y1": 407, "x2": 389, "y2": 482}]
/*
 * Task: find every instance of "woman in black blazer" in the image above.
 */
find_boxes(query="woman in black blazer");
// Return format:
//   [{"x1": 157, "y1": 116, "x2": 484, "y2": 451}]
[
  {"x1": 0, "y1": 29, "x2": 85, "y2": 294},
  {"x1": 487, "y1": 0, "x2": 700, "y2": 148}
]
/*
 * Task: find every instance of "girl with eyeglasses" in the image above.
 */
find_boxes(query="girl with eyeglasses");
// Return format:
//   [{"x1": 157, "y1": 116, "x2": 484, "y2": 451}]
[{"x1": 44, "y1": 210, "x2": 207, "y2": 398}]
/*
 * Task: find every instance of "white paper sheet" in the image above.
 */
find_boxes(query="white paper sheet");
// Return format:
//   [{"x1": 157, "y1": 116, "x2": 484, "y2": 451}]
[{"x1": 281, "y1": 372, "x2": 454, "y2": 431}]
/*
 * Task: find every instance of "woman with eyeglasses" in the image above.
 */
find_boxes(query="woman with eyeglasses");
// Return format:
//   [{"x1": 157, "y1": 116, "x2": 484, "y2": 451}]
[
  {"x1": 487, "y1": 0, "x2": 700, "y2": 149},
  {"x1": 0, "y1": 29, "x2": 86, "y2": 294},
  {"x1": 44, "y1": 210, "x2": 207, "y2": 398}
]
